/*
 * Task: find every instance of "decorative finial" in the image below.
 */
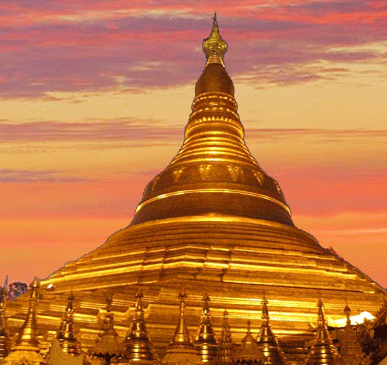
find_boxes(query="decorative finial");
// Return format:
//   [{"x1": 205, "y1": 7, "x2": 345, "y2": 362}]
[
  {"x1": 123, "y1": 290, "x2": 159, "y2": 363},
  {"x1": 247, "y1": 320, "x2": 251, "y2": 334},
  {"x1": 195, "y1": 294, "x2": 218, "y2": 363},
  {"x1": 56, "y1": 292, "x2": 82, "y2": 356},
  {"x1": 203, "y1": 14, "x2": 228, "y2": 67},
  {"x1": 170, "y1": 288, "x2": 193, "y2": 348},
  {"x1": 14, "y1": 277, "x2": 41, "y2": 349},
  {"x1": 257, "y1": 295, "x2": 287, "y2": 365}
]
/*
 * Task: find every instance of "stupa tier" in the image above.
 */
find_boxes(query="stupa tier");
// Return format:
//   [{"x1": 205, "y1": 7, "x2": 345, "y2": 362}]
[{"x1": 5, "y1": 15, "x2": 385, "y2": 362}]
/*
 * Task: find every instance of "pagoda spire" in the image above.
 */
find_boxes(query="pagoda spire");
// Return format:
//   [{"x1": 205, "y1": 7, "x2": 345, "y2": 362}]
[
  {"x1": 56, "y1": 292, "x2": 82, "y2": 356},
  {"x1": 304, "y1": 299, "x2": 339, "y2": 365},
  {"x1": 3, "y1": 278, "x2": 45, "y2": 365},
  {"x1": 194, "y1": 294, "x2": 218, "y2": 364},
  {"x1": 170, "y1": 288, "x2": 193, "y2": 348},
  {"x1": 338, "y1": 303, "x2": 366, "y2": 365},
  {"x1": 89, "y1": 295, "x2": 125, "y2": 363},
  {"x1": 257, "y1": 295, "x2": 287, "y2": 365},
  {"x1": 162, "y1": 290, "x2": 203, "y2": 365},
  {"x1": 217, "y1": 310, "x2": 233, "y2": 365},
  {"x1": 203, "y1": 13, "x2": 228, "y2": 67},
  {"x1": 15, "y1": 277, "x2": 40, "y2": 349},
  {"x1": 123, "y1": 290, "x2": 159, "y2": 364},
  {"x1": 0, "y1": 281, "x2": 11, "y2": 361},
  {"x1": 233, "y1": 321, "x2": 266, "y2": 365}
]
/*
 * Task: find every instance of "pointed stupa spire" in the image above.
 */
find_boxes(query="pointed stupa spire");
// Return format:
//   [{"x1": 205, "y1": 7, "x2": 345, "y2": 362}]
[
  {"x1": 170, "y1": 288, "x2": 193, "y2": 348},
  {"x1": 15, "y1": 277, "x2": 40, "y2": 349},
  {"x1": 0, "y1": 280, "x2": 12, "y2": 361},
  {"x1": 3, "y1": 278, "x2": 45, "y2": 365},
  {"x1": 304, "y1": 299, "x2": 339, "y2": 365},
  {"x1": 257, "y1": 295, "x2": 287, "y2": 365},
  {"x1": 338, "y1": 303, "x2": 365, "y2": 365},
  {"x1": 56, "y1": 292, "x2": 82, "y2": 356},
  {"x1": 202, "y1": 13, "x2": 227, "y2": 67},
  {"x1": 194, "y1": 294, "x2": 218, "y2": 364},
  {"x1": 162, "y1": 290, "x2": 203, "y2": 365},
  {"x1": 89, "y1": 295, "x2": 125, "y2": 363},
  {"x1": 123, "y1": 290, "x2": 159, "y2": 364},
  {"x1": 217, "y1": 310, "x2": 233, "y2": 365}
]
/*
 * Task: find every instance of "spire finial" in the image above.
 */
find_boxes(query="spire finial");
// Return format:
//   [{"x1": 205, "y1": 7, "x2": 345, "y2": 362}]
[
  {"x1": 170, "y1": 288, "x2": 193, "y2": 348},
  {"x1": 14, "y1": 277, "x2": 41, "y2": 349},
  {"x1": 203, "y1": 14, "x2": 227, "y2": 67},
  {"x1": 56, "y1": 292, "x2": 82, "y2": 356}
]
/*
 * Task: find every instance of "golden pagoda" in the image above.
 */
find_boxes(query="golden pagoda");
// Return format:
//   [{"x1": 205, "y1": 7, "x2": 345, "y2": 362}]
[
  {"x1": 122, "y1": 291, "x2": 159, "y2": 365},
  {"x1": 56, "y1": 293, "x2": 82, "y2": 357},
  {"x1": 4, "y1": 278, "x2": 46, "y2": 365},
  {"x1": 162, "y1": 290, "x2": 203, "y2": 365},
  {"x1": 89, "y1": 296, "x2": 125, "y2": 364},
  {"x1": 232, "y1": 321, "x2": 265, "y2": 365},
  {"x1": 257, "y1": 296, "x2": 287, "y2": 365},
  {"x1": 304, "y1": 300, "x2": 339, "y2": 365},
  {"x1": 217, "y1": 311, "x2": 233, "y2": 365},
  {"x1": 194, "y1": 295, "x2": 218, "y2": 364},
  {"x1": 5, "y1": 13, "x2": 386, "y2": 364}
]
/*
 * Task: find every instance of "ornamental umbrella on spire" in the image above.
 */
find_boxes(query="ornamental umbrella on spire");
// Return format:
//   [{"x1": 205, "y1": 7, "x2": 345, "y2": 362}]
[
  {"x1": 3, "y1": 277, "x2": 45, "y2": 365},
  {"x1": 217, "y1": 310, "x2": 233, "y2": 365},
  {"x1": 304, "y1": 299, "x2": 339, "y2": 365},
  {"x1": 123, "y1": 290, "x2": 159, "y2": 365},
  {"x1": 0, "y1": 281, "x2": 12, "y2": 362},
  {"x1": 202, "y1": 13, "x2": 227, "y2": 67},
  {"x1": 257, "y1": 296, "x2": 287, "y2": 365},
  {"x1": 194, "y1": 294, "x2": 218, "y2": 364},
  {"x1": 162, "y1": 289, "x2": 202, "y2": 365}
]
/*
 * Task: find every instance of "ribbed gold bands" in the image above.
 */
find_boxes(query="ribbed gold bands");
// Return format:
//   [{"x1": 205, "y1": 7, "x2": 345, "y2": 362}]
[{"x1": 135, "y1": 188, "x2": 291, "y2": 215}]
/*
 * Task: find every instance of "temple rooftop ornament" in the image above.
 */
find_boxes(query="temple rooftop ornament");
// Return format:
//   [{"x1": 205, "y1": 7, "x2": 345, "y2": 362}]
[
  {"x1": 304, "y1": 300, "x2": 339, "y2": 365},
  {"x1": 170, "y1": 289, "x2": 194, "y2": 348},
  {"x1": 257, "y1": 295, "x2": 287, "y2": 365},
  {"x1": 162, "y1": 290, "x2": 202, "y2": 365},
  {"x1": 56, "y1": 292, "x2": 82, "y2": 356},
  {"x1": 203, "y1": 13, "x2": 227, "y2": 67},
  {"x1": 337, "y1": 304, "x2": 368, "y2": 365},
  {"x1": 233, "y1": 321, "x2": 266, "y2": 365},
  {"x1": 123, "y1": 291, "x2": 159, "y2": 365},
  {"x1": 194, "y1": 294, "x2": 218, "y2": 364},
  {"x1": 3, "y1": 278, "x2": 46, "y2": 365},
  {"x1": 89, "y1": 296, "x2": 125, "y2": 364},
  {"x1": 0, "y1": 281, "x2": 11, "y2": 362},
  {"x1": 217, "y1": 310, "x2": 233, "y2": 365}
]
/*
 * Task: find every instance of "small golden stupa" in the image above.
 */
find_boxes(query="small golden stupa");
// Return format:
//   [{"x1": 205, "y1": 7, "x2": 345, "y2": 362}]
[{"x1": 4, "y1": 14, "x2": 386, "y2": 364}]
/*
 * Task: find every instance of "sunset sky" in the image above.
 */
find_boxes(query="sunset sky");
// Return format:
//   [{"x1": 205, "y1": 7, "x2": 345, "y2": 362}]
[{"x1": 1, "y1": 0, "x2": 387, "y2": 288}]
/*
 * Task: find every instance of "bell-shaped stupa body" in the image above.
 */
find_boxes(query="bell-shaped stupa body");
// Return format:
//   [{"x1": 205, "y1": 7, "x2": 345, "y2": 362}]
[{"x1": 5, "y1": 14, "x2": 386, "y2": 365}]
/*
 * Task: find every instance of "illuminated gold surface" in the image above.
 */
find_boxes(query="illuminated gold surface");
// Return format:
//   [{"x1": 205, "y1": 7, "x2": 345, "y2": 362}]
[
  {"x1": 4, "y1": 278, "x2": 46, "y2": 365},
  {"x1": 194, "y1": 295, "x2": 218, "y2": 364},
  {"x1": 257, "y1": 296, "x2": 287, "y2": 365},
  {"x1": 304, "y1": 300, "x2": 339, "y2": 365},
  {"x1": 4, "y1": 15, "x2": 387, "y2": 365},
  {"x1": 89, "y1": 296, "x2": 125, "y2": 361},
  {"x1": 232, "y1": 321, "x2": 265, "y2": 363},
  {"x1": 217, "y1": 311, "x2": 232, "y2": 365},
  {"x1": 123, "y1": 290, "x2": 159, "y2": 364},
  {"x1": 56, "y1": 293, "x2": 82, "y2": 356}
]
